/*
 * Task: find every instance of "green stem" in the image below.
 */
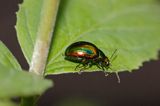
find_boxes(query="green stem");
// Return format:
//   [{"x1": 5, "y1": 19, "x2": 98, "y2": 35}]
[
  {"x1": 22, "y1": 0, "x2": 60, "y2": 106},
  {"x1": 20, "y1": 96, "x2": 38, "y2": 106},
  {"x1": 29, "y1": 0, "x2": 60, "y2": 76}
]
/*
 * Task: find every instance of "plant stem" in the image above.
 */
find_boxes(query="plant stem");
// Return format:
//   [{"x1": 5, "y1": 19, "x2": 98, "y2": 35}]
[
  {"x1": 20, "y1": 96, "x2": 38, "y2": 106},
  {"x1": 29, "y1": 0, "x2": 60, "y2": 76},
  {"x1": 22, "y1": 0, "x2": 60, "y2": 105}
]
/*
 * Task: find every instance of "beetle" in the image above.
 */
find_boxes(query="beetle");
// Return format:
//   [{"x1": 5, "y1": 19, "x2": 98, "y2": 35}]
[{"x1": 64, "y1": 41, "x2": 117, "y2": 75}]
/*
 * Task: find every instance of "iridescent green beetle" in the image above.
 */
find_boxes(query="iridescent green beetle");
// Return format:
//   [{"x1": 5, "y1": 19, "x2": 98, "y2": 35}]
[{"x1": 65, "y1": 41, "x2": 117, "y2": 74}]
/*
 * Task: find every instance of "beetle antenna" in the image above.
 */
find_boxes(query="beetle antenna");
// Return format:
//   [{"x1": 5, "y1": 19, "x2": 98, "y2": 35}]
[
  {"x1": 110, "y1": 49, "x2": 118, "y2": 62},
  {"x1": 111, "y1": 55, "x2": 117, "y2": 63}
]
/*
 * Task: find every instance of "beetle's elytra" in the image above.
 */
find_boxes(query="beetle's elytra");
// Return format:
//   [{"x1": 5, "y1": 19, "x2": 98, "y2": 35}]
[{"x1": 64, "y1": 41, "x2": 114, "y2": 74}]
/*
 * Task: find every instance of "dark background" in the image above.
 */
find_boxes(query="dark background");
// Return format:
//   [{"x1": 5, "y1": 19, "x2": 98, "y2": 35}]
[{"x1": 0, "y1": 0, "x2": 160, "y2": 106}]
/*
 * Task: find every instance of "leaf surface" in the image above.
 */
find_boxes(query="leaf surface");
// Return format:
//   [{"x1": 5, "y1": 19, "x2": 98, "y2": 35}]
[
  {"x1": 16, "y1": 0, "x2": 43, "y2": 64},
  {"x1": 16, "y1": 0, "x2": 160, "y2": 75},
  {"x1": 0, "y1": 42, "x2": 21, "y2": 70},
  {"x1": 0, "y1": 64, "x2": 52, "y2": 98},
  {"x1": 0, "y1": 100, "x2": 16, "y2": 106}
]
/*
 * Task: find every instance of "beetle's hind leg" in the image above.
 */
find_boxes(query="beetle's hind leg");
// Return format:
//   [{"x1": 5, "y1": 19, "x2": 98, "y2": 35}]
[
  {"x1": 75, "y1": 58, "x2": 86, "y2": 71},
  {"x1": 75, "y1": 63, "x2": 86, "y2": 74},
  {"x1": 78, "y1": 62, "x2": 93, "y2": 74},
  {"x1": 78, "y1": 64, "x2": 87, "y2": 74},
  {"x1": 75, "y1": 59, "x2": 90, "y2": 74}
]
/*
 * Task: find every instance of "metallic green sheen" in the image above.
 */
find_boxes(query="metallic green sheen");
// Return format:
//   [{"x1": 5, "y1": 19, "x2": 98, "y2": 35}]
[
  {"x1": 65, "y1": 41, "x2": 99, "y2": 59},
  {"x1": 64, "y1": 41, "x2": 110, "y2": 72}
]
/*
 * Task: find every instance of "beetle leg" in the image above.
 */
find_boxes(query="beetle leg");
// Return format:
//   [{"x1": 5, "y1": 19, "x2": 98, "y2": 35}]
[
  {"x1": 75, "y1": 58, "x2": 87, "y2": 70},
  {"x1": 75, "y1": 63, "x2": 82, "y2": 70},
  {"x1": 88, "y1": 62, "x2": 93, "y2": 68},
  {"x1": 77, "y1": 59, "x2": 88, "y2": 74},
  {"x1": 79, "y1": 61, "x2": 93, "y2": 74},
  {"x1": 101, "y1": 66, "x2": 106, "y2": 73},
  {"x1": 104, "y1": 66, "x2": 109, "y2": 70},
  {"x1": 78, "y1": 64, "x2": 87, "y2": 74},
  {"x1": 97, "y1": 61, "x2": 105, "y2": 71},
  {"x1": 102, "y1": 66, "x2": 109, "y2": 76},
  {"x1": 96, "y1": 63, "x2": 101, "y2": 69}
]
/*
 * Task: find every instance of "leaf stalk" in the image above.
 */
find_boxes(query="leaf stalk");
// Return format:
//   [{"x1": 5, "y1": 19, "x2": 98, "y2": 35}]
[{"x1": 29, "y1": 0, "x2": 60, "y2": 76}]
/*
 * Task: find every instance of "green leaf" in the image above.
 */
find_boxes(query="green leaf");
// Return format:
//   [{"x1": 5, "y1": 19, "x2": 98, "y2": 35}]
[
  {"x1": 16, "y1": 0, "x2": 43, "y2": 64},
  {"x1": 0, "y1": 41, "x2": 21, "y2": 70},
  {"x1": 47, "y1": 0, "x2": 160, "y2": 74},
  {"x1": 16, "y1": 0, "x2": 160, "y2": 75},
  {"x1": 0, "y1": 100, "x2": 16, "y2": 106},
  {"x1": 0, "y1": 64, "x2": 52, "y2": 98}
]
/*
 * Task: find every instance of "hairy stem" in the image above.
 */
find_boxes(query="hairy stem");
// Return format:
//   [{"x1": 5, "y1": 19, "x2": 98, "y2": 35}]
[{"x1": 29, "y1": 0, "x2": 60, "y2": 76}]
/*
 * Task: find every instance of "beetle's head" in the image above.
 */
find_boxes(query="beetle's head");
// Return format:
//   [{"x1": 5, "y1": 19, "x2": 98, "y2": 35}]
[
  {"x1": 99, "y1": 57, "x2": 110, "y2": 67},
  {"x1": 103, "y1": 57, "x2": 110, "y2": 67}
]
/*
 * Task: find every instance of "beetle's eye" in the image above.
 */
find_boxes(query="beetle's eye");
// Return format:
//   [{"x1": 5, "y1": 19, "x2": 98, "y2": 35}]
[{"x1": 105, "y1": 60, "x2": 109, "y2": 65}]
